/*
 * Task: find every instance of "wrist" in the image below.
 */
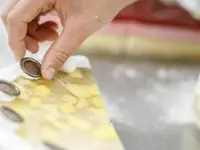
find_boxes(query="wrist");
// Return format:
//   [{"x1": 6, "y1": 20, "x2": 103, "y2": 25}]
[{"x1": 118, "y1": 0, "x2": 138, "y2": 10}]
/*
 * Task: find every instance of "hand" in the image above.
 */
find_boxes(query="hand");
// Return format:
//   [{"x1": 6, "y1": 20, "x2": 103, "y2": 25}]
[{"x1": 1, "y1": 0, "x2": 134, "y2": 80}]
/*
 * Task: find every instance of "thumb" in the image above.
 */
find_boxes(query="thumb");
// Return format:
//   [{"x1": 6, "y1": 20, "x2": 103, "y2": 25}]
[{"x1": 41, "y1": 23, "x2": 87, "y2": 80}]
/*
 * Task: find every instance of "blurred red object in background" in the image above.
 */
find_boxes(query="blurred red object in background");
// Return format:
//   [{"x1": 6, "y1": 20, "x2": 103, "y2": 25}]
[{"x1": 114, "y1": 0, "x2": 200, "y2": 29}]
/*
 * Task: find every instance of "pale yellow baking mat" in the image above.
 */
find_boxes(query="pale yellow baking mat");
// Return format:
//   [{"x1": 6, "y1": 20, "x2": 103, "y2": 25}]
[{"x1": 0, "y1": 68, "x2": 124, "y2": 150}]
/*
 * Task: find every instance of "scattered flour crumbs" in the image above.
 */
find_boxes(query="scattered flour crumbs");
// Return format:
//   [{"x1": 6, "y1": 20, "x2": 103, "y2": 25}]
[
  {"x1": 155, "y1": 67, "x2": 197, "y2": 125},
  {"x1": 160, "y1": 98, "x2": 196, "y2": 124},
  {"x1": 101, "y1": 93, "x2": 134, "y2": 127},
  {"x1": 111, "y1": 65, "x2": 197, "y2": 126},
  {"x1": 112, "y1": 65, "x2": 140, "y2": 80},
  {"x1": 159, "y1": 80, "x2": 197, "y2": 125}
]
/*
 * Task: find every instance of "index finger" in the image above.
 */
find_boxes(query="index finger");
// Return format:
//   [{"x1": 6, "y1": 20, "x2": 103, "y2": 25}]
[{"x1": 7, "y1": 0, "x2": 53, "y2": 60}]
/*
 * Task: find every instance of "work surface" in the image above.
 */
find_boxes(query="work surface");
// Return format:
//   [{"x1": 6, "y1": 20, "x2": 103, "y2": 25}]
[
  {"x1": 0, "y1": 8, "x2": 200, "y2": 149},
  {"x1": 89, "y1": 57, "x2": 200, "y2": 150},
  {"x1": 1, "y1": 49, "x2": 200, "y2": 150}
]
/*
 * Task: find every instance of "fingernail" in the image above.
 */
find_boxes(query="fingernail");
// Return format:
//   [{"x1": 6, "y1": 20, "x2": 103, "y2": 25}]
[
  {"x1": 44, "y1": 67, "x2": 55, "y2": 80},
  {"x1": 15, "y1": 55, "x2": 21, "y2": 61}
]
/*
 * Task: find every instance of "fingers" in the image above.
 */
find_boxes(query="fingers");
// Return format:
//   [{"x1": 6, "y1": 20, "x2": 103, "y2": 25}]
[
  {"x1": 28, "y1": 20, "x2": 58, "y2": 42},
  {"x1": 25, "y1": 36, "x2": 39, "y2": 53},
  {"x1": 24, "y1": 19, "x2": 57, "y2": 54},
  {"x1": 40, "y1": 21, "x2": 58, "y2": 31},
  {"x1": 1, "y1": 0, "x2": 26, "y2": 60},
  {"x1": 33, "y1": 21, "x2": 59, "y2": 42},
  {"x1": 41, "y1": 23, "x2": 88, "y2": 80},
  {"x1": 6, "y1": 0, "x2": 53, "y2": 60},
  {"x1": 1, "y1": 0, "x2": 19, "y2": 28},
  {"x1": 38, "y1": 10, "x2": 59, "y2": 24}
]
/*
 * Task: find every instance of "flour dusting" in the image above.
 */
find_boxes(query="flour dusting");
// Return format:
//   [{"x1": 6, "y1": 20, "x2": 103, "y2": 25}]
[
  {"x1": 160, "y1": 82, "x2": 196, "y2": 124},
  {"x1": 112, "y1": 65, "x2": 140, "y2": 80},
  {"x1": 156, "y1": 68, "x2": 167, "y2": 79},
  {"x1": 101, "y1": 93, "x2": 134, "y2": 126},
  {"x1": 125, "y1": 68, "x2": 138, "y2": 79}
]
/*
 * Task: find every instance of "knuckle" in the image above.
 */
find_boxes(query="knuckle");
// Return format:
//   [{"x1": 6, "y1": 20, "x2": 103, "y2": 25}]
[
  {"x1": 54, "y1": 50, "x2": 70, "y2": 67},
  {"x1": 8, "y1": 40, "x2": 15, "y2": 50},
  {"x1": 1, "y1": 11, "x2": 8, "y2": 23},
  {"x1": 7, "y1": 12, "x2": 17, "y2": 25}
]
